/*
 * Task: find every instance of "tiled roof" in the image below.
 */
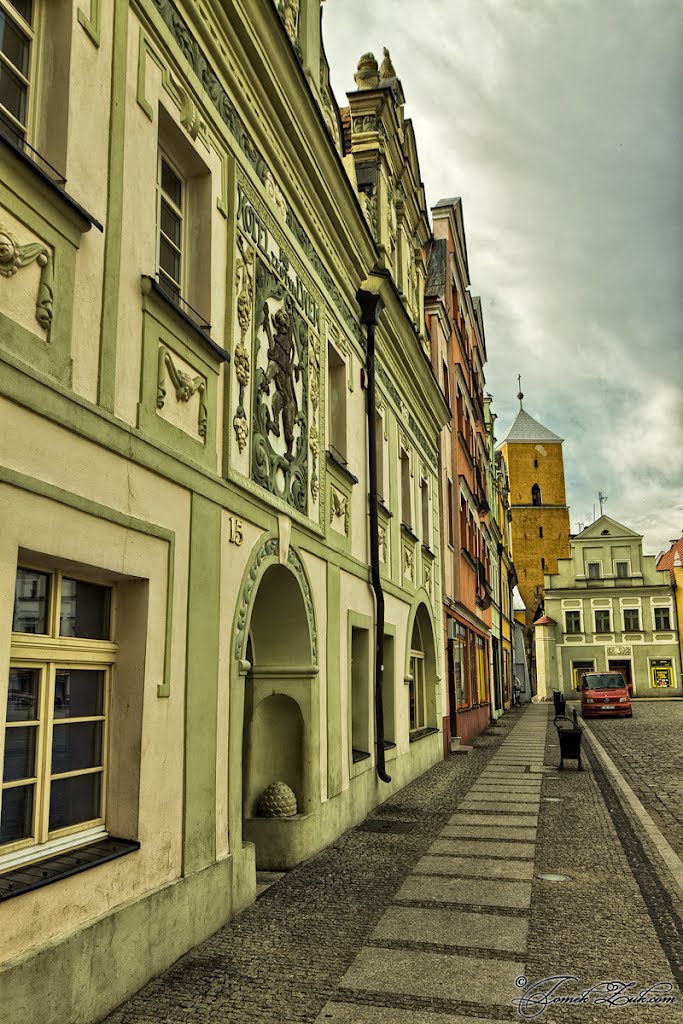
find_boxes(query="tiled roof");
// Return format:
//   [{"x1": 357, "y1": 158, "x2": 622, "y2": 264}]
[
  {"x1": 496, "y1": 408, "x2": 563, "y2": 446},
  {"x1": 656, "y1": 536, "x2": 683, "y2": 585},
  {"x1": 534, "y1": 615, "x2": 556, "y2": 626}
]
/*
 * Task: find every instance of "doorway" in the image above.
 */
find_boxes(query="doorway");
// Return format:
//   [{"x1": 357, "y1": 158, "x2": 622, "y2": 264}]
[{"x1": 608, "y1": 659, "x2": 633, "y2": 694}]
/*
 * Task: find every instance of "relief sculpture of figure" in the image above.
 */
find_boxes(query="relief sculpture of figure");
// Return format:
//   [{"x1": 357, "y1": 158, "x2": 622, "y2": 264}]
[{"x1": 262, "y1": 300, "x2": 301, "y2": 461}]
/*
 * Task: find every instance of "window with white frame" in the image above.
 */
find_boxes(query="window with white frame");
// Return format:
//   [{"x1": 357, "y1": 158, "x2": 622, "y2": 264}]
[
  {"x1": 615, "y1": 561, "x2": 629, "y2": 578},
  {"x1": 587, "y1": 562, "x2": 601, "y2": 579},
  {"x1": 594, "y1": 609, "x2": 611, "y2": 633},
  {"x1": 409, "y1": 649, "x2": 426, "y2": 731},
  {"x1": 157, "y1": 149, "x2": 185, "y2": 301},
  {"x1": 654, "y1": 607, "x2": 671, "y2": 631},
  {"x1": 623, "y1": 607, "x2": 640, "y2": 632},
  {"x1": 565, "y1": 610, "x2": 581, "y2": 634},
  {"x1": 0, "y1": 0, "x2": 36, "y2": 147},
  {"x1": 1, "y1": 567, "x2": 115, "y2": 860}
]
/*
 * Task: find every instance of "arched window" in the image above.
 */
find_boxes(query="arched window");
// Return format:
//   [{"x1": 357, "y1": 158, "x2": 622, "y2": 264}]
[{"x1": 531, "y1": 484, "x2": 542, "y2": 506}]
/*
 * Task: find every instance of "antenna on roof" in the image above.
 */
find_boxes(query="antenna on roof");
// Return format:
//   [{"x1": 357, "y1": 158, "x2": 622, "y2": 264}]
[
  {"x1": 598, "y1": 491, "x2": 608, "y2": 515},
  {"x1": 517, "y1": 374, "x2": 524, "y2": 409}
]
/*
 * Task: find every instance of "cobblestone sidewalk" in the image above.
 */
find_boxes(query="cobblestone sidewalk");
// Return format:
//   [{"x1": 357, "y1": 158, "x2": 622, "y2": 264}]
[{"x1": 104, "y1": 707, "x2": 683, "y2": 1023}]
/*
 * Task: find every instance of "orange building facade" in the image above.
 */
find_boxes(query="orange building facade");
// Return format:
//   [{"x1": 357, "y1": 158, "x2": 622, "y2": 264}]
[{"x1": 426, "y1": 200, "x2": 493, "y2": 747}]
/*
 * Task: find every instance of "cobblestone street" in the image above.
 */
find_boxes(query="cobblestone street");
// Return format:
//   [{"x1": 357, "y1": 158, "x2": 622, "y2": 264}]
[
  {"x1": 580, "y1": 699, "x2": 683, "y2": 860},
  {"x1": 104, "y1": 706, "x2": 683, "y2": 1024}
]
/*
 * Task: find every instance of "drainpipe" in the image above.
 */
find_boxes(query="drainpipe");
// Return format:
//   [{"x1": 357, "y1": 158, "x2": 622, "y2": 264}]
[{"x1": 357, "y1": 284, "x2": 391, "y2": 784}]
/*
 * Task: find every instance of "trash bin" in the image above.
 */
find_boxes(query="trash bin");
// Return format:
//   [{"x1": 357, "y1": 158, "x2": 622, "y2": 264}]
[
  {"x1": 552, "y1": 689, "x2": 566, "y2": 717},
  {"x1": 554, "y1": 710, "x2": 583, "y2": 771}
]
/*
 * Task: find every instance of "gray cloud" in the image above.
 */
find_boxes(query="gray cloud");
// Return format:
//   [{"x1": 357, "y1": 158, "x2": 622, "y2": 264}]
[{"x1": 324, "y1": 0, "x2": 683, "y2": 553}]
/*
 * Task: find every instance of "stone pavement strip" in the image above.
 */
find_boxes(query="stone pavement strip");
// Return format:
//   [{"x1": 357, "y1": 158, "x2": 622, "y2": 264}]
[
  {"x1": 104, "y1": 706, "x2": 683, "y2": 1024},
  {"x1": 314, "y1": 714, "x2": 546, "y2": 1023}
]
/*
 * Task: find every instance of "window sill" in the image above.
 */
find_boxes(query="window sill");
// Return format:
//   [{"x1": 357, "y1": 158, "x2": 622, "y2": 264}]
[
  {"x1": 377, "y1": 497, "x2": 393, "y2": 519},
  {"x1": 352, "y1": 747, "x2": 371, "y2": 764},
  {"x1": 0, "y1": 133, "x2": 102, "y2": 233},
  {"x1": 0, "y1": 836, "x2": 140, "y2": 902},
  {"x1": 326, "y1": 449, "x2": 358, "y2": 486},
  {"x1": 401, "y1": 522, "x2": 419, "y2": 543},
  {"x1": 141, "y1": 277, "x2": 229, "y2": 363},
  {"x1": 409, "y1": 727, "x2": 440, "y2": 743}
]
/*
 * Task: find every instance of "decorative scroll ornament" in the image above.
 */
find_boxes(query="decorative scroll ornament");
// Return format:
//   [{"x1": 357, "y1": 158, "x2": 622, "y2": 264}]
[
  {"x1": 157, "y1": 346, "x2": 207, "y2": 437},
  {"x1": 233, "y1": 234, "x2": 254, "y2": 453},
  {"x1": 0, "y1": 228, "x2": 53, "y2": 329},
  {"x1": 404, "y1": 546, "x2": 414, "y2": 576}
]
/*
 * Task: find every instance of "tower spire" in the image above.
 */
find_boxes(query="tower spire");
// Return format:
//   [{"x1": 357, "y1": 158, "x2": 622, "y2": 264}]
[{"x1": 517, "y1": 374, "x2": 524, "y2": 409}]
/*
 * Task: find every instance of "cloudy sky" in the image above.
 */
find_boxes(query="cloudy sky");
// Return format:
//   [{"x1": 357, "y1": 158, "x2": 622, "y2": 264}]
[{"x1": 323, "y1": 0, "x2": 683, "y2": 555}]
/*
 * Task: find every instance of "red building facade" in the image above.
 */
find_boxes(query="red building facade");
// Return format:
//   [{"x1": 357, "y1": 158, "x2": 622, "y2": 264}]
[{"x1": 425, "y1": 199, "x2": 493, "y2": 747}]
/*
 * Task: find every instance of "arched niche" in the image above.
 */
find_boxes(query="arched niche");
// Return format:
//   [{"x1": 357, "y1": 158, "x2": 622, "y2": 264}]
[
  {"x1": 243, "y1": 692, "x2": 304, "y2": 818},
  {"x1": 406, "y1": 598, "x2": 438, "y2": 732}
]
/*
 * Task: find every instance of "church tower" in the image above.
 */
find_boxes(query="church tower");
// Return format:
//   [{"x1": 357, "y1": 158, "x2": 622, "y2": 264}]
[{"x1": 497, "y1": 388, "x2": 570, "y2": 629}]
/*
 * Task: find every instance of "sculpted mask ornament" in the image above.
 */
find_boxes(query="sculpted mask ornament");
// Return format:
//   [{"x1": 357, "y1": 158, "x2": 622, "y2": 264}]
[
  {"x1": 0, "y1": 227, "x2": 53, "y2": 329},
  {"x1": 157, "y1": 347, "x2": 207, "y2": 438}
]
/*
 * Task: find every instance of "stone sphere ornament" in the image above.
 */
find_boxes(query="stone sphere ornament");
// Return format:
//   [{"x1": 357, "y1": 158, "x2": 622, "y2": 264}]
[{"x1": 257, "y1": 781, "x2": 297, "y2": 818}]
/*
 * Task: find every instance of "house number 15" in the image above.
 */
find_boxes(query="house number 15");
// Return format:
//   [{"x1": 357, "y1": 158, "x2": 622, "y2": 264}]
[{"x1": 228, "y1": 517, "x2": 243, "y2": 545}]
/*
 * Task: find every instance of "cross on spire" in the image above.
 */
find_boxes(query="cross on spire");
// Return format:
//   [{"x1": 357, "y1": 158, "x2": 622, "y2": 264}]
[{"x1": 517, "y1": 374, "x2": 524, "y2": 409}]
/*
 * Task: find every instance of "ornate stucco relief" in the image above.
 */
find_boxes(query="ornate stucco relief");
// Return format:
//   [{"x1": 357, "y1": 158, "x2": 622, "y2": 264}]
[
  {"x1": 0, "y1": 227, "x2": 53, "y2": 330},
  {"x1": 237, "y1": 177, "x2": 326, "y2": 518},
  {"x1": 378, "y1": 524, "x2": 387, "y2": 563},
  {"x1": 156, "y1": 345, "x2": 207, "y2": 439},
  {"x1": 233, "y1": 233, "x2": 254, "y2": 454},
  {"x1": 330, "y1": 487, "x2": 349, "y2": 536}
]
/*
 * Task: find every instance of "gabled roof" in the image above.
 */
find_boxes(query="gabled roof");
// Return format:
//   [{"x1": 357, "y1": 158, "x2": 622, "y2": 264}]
[
  {"x1": 574, "y1": 515, "x2": 642, "y2": 541},
  {"x1": 496, "y1": 408, "x2": 563, "y2": 447},
  {"x1": 657, "y1": 536, "x2": 683, "y2": 584}
]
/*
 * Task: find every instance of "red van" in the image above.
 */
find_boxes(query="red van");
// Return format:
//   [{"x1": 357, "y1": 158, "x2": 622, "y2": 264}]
[{"x1": 581, "y1": 672, "x2": 632, "y2": 718}]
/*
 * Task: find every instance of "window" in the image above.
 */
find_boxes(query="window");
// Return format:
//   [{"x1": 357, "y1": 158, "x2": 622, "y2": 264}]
[
  {"x1": 541, "y1": 557, "x2": 546, "y2": 571},
  {"x1": 477, "y1": 635, "x2": 488, "y2": 704},
  {"x1": 452, "y1": 625, "x2": 467, "y2": 707},
  {"x1": 400, "y1": 448, "x2": 412, "y2": 528},
  {"x1": 587, "y1": 562, "x2": 601, "y2": 579},
  {"x1": 442, "y1": 360, "x2": 450, "y2": 407},
  {"x1": 375, "y1": 411, "x2": 384, "y2": 501},
  {"x1": 654, "y1": 607, "x2": 671, "y2": 631},
  {"x1": 615, "y1": 561, "x2": 629, "y2": 578},
  {"x1": 350, "y1": 626, "x2": 370, "y2": 760},
  {"x1": 421, "y1": 477, "x2": 430, "y2": 547},
  {"x1": 409, "y1": 651, "x2": 425, "y2": 731},
  {"x1": 565, "y1": 610, "x2": 581, "y2": 634},
  {"x1": 534, "y1": 458, "x2": 538, "y2": 468},
  {"x1": 531, "y1": 484, "x2": 542, "y2": 505},
  {"x1": 0, "y1": 0, "x2": 36, "y2": 146},
  {"x1": 327, "y1": 343, "x2": 347, "y2": 462},
  {"x1": 157, "y1": 150, "x2": 185, "y2": 301},
  {"x1": 594, "y1": 609, "x2": 611, "y2": 633},
  {"x1": 2, "y1": 568, "x2": 114, "y2": 860},
  {"x1": 623, "y1": 608, "x2": 640, "y2": 632},
  {"x1": 447, "y1": 479, "x2": 455, "y2": 547},
  {"x1": 539, "y1": 527, "x2": 543, "y2": 539},
  {"x1": 381, "y1": 634, "x2": 395, "y2": 744}
]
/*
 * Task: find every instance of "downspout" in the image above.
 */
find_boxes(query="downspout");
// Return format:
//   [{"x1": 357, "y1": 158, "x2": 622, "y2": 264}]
[{"x1": 357, "y1": 285, "x2": 391, "y2": 783}]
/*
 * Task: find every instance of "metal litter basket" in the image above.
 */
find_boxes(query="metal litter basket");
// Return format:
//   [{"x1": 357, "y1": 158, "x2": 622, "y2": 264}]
[{"x1": 554, "y1": 710, "x2": 583, "y2": 771}]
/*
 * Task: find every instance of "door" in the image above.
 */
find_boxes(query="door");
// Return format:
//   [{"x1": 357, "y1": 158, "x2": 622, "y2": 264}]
[{"x1": 608, "y1": 660, "x2": 633, "y2": 694}]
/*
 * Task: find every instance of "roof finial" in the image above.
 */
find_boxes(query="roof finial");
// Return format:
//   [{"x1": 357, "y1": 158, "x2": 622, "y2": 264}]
[{"x1": 517, "y1": 374, "x2": 524, "y2": 409}]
